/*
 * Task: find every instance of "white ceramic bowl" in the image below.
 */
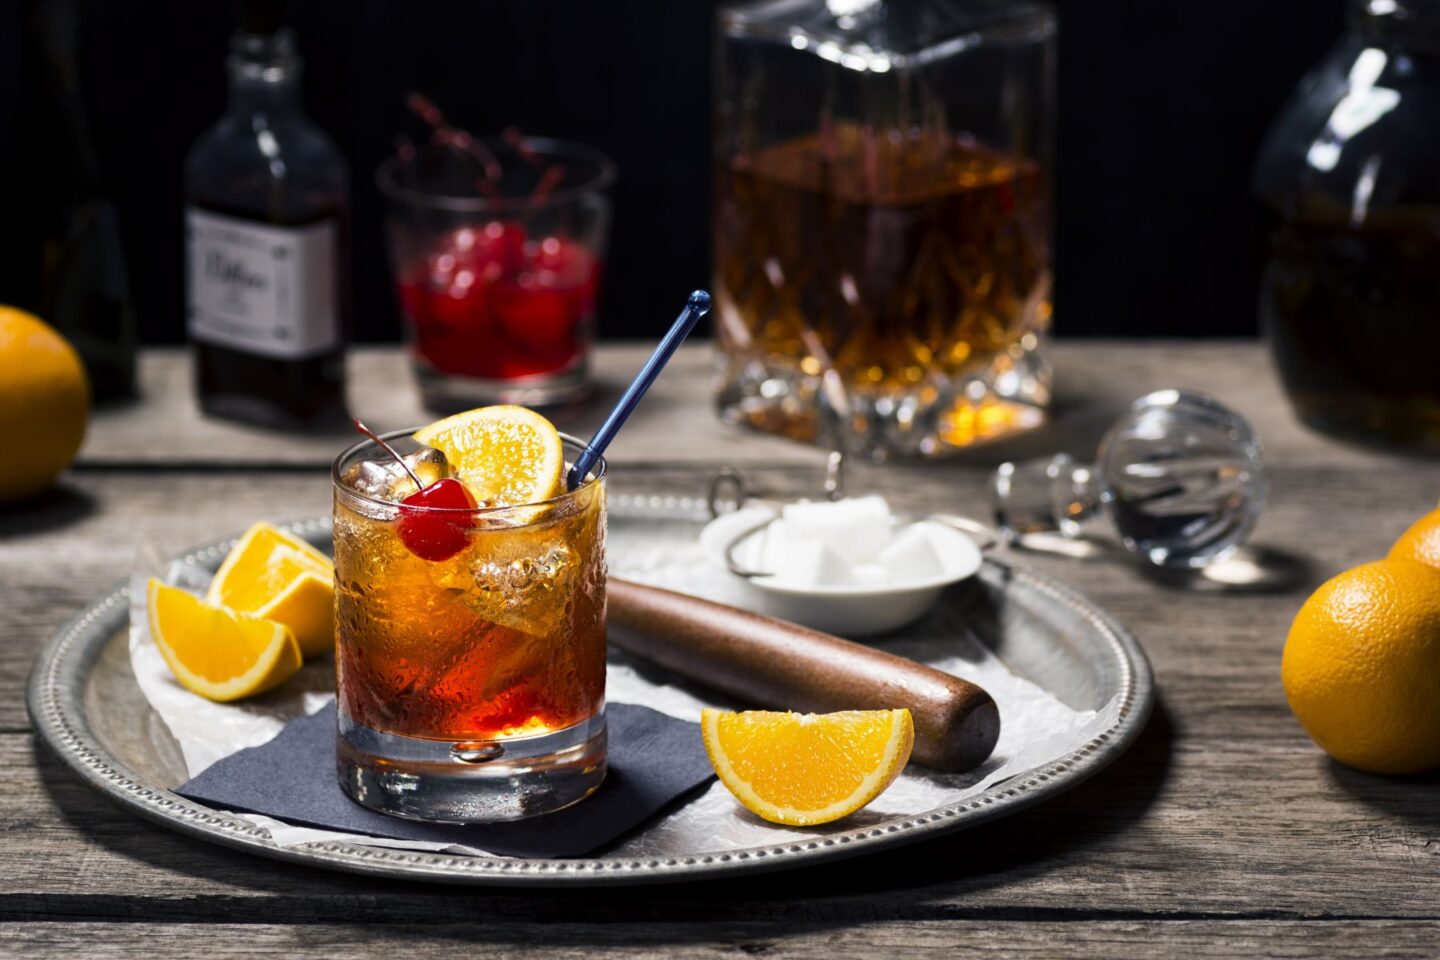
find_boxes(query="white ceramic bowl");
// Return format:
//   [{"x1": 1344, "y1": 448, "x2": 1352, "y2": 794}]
[{"x1": 698, "y1": 507, "x2": 984, "y2": 637}]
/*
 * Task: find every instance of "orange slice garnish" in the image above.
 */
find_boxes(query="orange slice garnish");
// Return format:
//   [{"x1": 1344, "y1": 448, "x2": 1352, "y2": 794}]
[
  {"x1": 701, "y1": 708, "x2": 914, "y2": 826},
  {"x1": 413, "y1": 405, "x2": 565, "y2": 507},
  {"x1": 205, "y1": 521, "x2": 334, "y2": 658},
  {"x1": 147, "y1": 579, "x2": 303, "y2": 702}
]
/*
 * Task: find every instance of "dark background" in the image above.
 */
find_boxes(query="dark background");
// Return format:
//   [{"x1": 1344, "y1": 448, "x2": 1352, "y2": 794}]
[{"x1": 0, "y1": 0, "x2": 1345, "y2": 343}]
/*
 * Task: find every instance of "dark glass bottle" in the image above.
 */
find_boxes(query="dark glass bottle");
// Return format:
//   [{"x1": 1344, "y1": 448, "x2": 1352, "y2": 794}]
[
  {"x1": 184, "y1": 6, "x2": 349, "y2": 428},
  {"x1": 1253, "y1": 0, "x2": 1440, "y2": 451},
  {"x1": 31, "y1": 0, "x2": 138, "y2": 402}
]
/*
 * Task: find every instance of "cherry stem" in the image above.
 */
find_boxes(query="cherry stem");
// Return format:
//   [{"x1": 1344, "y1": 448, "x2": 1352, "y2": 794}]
[
  {"x1": 530, "y1": 164, "x2": 566, "y2": 205},
  {"x1": 404, "y1": 95, "x2": 571, "y2": 208},
  {"x1": 351, "y1": 418, "x2": 424, "y2": 494},
  {"x1": 503, "y1": 126, "x2": 546, "y2": 170},
  {"x1": 407, "y1": 93, "x2": 503, "y2": 188},
  {"x1": 504, "y1": 128, "x2": 566, "y2": 204}
]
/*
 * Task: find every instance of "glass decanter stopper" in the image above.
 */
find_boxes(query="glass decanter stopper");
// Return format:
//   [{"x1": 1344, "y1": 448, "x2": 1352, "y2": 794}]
[{"x1": 991, "y1": 390, "x2": 1267, "y2": 569}]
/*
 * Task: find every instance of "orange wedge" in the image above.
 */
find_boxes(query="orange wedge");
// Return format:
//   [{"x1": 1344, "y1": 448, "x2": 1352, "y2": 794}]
[
  {"x1": 701, "y1": 708, "x2": 914, "y2": 826},
  {"x1": 147, "y1": 579, "x2": 303, "y2": 702},
  {"x1": 206, "y1": 521, "x2": 334, "y2": 658},
  {"x1": 413, "y1": 405, "x2": 565, "y2": 507}
]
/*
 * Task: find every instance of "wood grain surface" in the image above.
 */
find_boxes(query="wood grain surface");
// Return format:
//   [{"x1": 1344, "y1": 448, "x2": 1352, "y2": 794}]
[{"x1": 5, "y1": 343, "x2": 1440, "y2": 958}]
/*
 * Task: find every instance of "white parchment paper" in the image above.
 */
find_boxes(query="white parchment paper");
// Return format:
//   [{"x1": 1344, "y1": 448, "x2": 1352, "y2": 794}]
[{"x1": 130, "y1": 531, "x2": 1119, "y2": 859}]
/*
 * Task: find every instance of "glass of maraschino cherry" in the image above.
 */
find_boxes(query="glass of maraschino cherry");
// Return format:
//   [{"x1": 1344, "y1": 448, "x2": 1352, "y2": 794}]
[{"x1": 376, "y1": 95, "x2": 615, "y2": 413}]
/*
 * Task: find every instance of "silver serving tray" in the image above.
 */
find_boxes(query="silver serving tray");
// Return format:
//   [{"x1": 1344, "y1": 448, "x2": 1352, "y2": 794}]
[{"x1": 27, "y1": 496, "x2": 1153, "y2": 887}]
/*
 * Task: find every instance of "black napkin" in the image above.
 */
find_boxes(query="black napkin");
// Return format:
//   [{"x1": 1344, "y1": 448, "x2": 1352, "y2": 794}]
[{"x1": 177, "y1": 702, "x2": 714, "y2": 858}]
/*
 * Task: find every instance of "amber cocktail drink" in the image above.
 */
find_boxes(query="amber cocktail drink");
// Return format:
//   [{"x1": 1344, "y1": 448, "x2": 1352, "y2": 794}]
[
  {"x1": 714, "y1": 128, "x2": 1051, "y2": 457},
  {"x1": 332, "y1": 431, "x2": 606, "y2": 823}
]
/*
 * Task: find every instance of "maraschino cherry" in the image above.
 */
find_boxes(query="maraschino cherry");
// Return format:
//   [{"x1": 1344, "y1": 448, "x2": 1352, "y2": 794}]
[{"x1": 352, "y1": 419, "x2": 477, "y2": 562}]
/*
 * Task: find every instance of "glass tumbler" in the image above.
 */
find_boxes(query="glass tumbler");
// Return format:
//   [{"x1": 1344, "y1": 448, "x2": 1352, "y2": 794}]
[
  {"x1": 332, "y1": 431, "x2": 607, "y2": 823},
  {"x1": 378, "y1": 141, "x2": 614, "y2": 411}
]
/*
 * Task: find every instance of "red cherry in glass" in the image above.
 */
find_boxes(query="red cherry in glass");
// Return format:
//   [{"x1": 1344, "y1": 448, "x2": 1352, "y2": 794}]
[
  {"x1": 472, "y1": 220, "x2": 527, "y2": 276},
  {"x1": 530, "y1": 236, "x2": 599, "y2": 324},
  {"x1": 433, "y1": 277, "x2": 493, "y2": 332},
  {"x1": 398, "y1": 478, "x2": 478, "y2": 562},
  {"x1": 530, "y1": 236, "x2": 591, "y2": 284},
  {"x1": 494, "y1": 273, "x2": 582, "y2": 369}
]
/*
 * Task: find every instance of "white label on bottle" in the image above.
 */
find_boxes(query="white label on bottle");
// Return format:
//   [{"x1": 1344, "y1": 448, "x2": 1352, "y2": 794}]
[{"x1": 186, "y1": 207, "x2": 338, "y2": 359}]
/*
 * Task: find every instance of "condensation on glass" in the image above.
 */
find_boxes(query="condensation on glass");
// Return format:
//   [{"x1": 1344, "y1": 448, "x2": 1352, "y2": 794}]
[{"x1": 331, "y1": 431, "x2": 608, "y2": 823}]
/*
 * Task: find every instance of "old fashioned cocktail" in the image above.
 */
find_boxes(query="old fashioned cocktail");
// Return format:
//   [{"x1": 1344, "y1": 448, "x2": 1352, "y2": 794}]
[{"x1": 331, "y1": 420, "x2": 606, "y2": 823}]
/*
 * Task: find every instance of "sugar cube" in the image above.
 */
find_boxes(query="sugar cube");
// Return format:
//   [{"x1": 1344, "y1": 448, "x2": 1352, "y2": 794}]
[
  {"x1": 777, "y1": 538, "x2": 855, "y2": 587},
  {"x1": 779, "y1": 495, "x2": 895, "y2": 564},
  {"x1": 878, "y1": 523, "x2": 945, "y2": 583}
]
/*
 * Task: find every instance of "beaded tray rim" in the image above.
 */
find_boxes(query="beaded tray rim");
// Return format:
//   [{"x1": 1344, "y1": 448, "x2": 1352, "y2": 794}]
[{"x1": 27, "y1": 497, "x2": 1154, "y2": 887}]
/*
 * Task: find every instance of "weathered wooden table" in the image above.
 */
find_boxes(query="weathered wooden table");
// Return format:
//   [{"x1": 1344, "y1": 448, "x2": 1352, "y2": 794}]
[{"x1": 6, "y1": 343, "x2": 1439, "y2": 958}]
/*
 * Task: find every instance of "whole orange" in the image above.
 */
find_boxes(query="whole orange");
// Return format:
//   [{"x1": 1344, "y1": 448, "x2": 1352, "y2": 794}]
[
  {"x1": 1389, "y1": 507, "x2": 1440, "y2": 571},
  {"x1": 1282, "y1": 558, "x2": 1440, "y2": 774},
  {"x1": 0, "y1": 306, "x2": 89, "y2": 501}
]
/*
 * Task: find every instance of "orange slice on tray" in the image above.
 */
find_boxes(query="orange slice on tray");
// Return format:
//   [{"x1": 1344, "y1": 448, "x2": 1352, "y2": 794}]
[
  {"x1": 205, "y1": 521, "x2": 334, "y2": 658},
  {"x1": 701, "y1": 708, "x2": 914, "y2": 826},
  {"x1": 147, "y1": 579, "x2": 303, "y2": 702},
  {"x1": 414, "y1": 405, "x2": 566, "y2": 507}
]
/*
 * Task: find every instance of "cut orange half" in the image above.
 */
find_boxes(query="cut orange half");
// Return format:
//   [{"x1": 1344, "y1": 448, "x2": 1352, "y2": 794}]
[
  {"x1": 206, "y1": 521, "x2": 334, "y2": 658},
  {"x1": 147, "y1": 579, "x2": 303, "y2": 702},
  {"x1": 701, "y1": 708, "x2": 914, "y2": 826},
  {"x1": 413, "y1": 405, "x2": 565, "y2": 507}
]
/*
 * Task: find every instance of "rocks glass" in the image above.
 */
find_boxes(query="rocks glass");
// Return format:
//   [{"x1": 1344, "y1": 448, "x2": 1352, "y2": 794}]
[
  {"x1": 332, "y1": 431, "x2": 607, "y2": 822},
  {"x1": 378, "y1": 141, "x2": 614, "y2": 411}
]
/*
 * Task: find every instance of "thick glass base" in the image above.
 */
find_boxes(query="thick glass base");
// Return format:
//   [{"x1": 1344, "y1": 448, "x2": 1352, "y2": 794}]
[
  {"x1": 337, "y1": 708, "x2": 607, "y2": 824},
  {"x1": 410, "y1": 354, "x2": 592, "y2": 412},
  {"x1": 715, "y1": 340, "x2": 1051, "y2": 461}
]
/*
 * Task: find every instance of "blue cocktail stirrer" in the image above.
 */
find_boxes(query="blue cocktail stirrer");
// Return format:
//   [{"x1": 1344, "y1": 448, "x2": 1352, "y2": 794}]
[{"x1": 566, "y1": 289, "x2": 712, "y2": 490}]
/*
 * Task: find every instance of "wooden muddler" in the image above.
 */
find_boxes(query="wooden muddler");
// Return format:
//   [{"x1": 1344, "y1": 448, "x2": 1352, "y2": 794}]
[{"x1": 607, "y1": 577, "x2": 1000, "y2": 772}]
